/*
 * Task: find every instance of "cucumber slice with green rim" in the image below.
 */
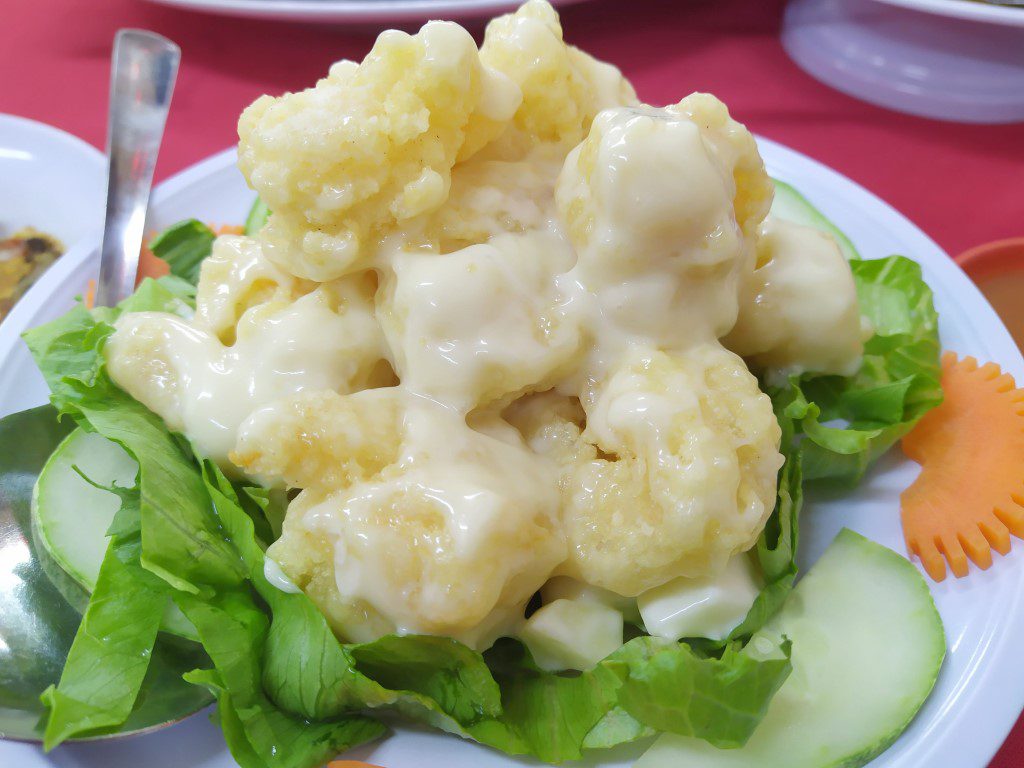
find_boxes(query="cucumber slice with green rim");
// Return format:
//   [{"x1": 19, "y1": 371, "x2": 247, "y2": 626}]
[
  {"x1": 637, "y1": 528, "x2": 945, "y2": 768},
  {"x1": 31, "y1": 428, "x2": 199, "y2": 641},
  {"x1": 33, "y1": 429, "x2": 137, "y2": 589},
  {"x1": 771, "y1": 180, "x2": 860, "y2": 261}
]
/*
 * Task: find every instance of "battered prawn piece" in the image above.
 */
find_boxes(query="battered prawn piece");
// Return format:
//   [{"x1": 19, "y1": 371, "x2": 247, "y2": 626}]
[
  {"x1": 478, "y1": 0, "x2": 637, "y2": 155},
  {"x1": 509, "y1": 345, "x2": 782, "y2": 597},
  {"x1": 555, "y1": 93, "x2": 773, "y2": 360},
  {"x1": 417, "y1": 143, "x2": 566, "y2": 253},
  {"x1": 231, "y1": 388, "x2": 404, "y2": 489},
  {"x1": 237, "y1": 21, "x2": 521, "y2": 281},
  {"x1": 105, "y1": 239, "x2": 388, "y2": 467},
  {"x1": 245, "y1": 391, "x2": 567, "y2": 648},
  {"x1": 724, "y1": 217, "x2": 864, "y2": 378},
  {"x1": 192, "y1": 234, "x2": 308, "y2": 344},
  {"x1": 237, "y1": 0, "x2": 636, "y2": 283},
  {"x1": 377, "y1": 229, "x2": 583, "y2": 412}
]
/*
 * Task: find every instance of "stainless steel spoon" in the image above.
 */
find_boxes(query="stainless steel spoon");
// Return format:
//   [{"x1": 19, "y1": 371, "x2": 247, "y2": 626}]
[
  {"x1": 0, "y1": 30, "x2": 211, "y2": 744},
  {"x1": 97, "y1": 29, "x2": 180, "y2": 307}
]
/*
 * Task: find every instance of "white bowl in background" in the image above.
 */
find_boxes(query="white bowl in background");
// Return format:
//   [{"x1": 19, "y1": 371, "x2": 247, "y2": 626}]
[{"x1": 0, "y1": 114, "x2": 105, "y2": 249}]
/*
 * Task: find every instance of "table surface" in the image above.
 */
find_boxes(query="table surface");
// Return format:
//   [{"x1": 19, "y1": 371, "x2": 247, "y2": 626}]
[{"x1": 2, "y1": 0, "x2": 1023, "y2": 765}]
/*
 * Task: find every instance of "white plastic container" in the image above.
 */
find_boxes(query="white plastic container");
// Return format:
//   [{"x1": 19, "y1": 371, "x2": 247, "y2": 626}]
[{"x1": 782, "y1": 0, "x2": 1024, "y2": 124}]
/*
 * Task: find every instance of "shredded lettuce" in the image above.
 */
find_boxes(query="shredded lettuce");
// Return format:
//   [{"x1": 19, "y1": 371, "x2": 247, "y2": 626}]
[
  {"x1": 610, "y1": 637, "x2": 792, "y2": 748},
  {"x1": 185, "y1": 667, "x2": 385, "y2": 768},
  {"x1": 176, "y1": 590, "x2": 385, "y2": 768}
]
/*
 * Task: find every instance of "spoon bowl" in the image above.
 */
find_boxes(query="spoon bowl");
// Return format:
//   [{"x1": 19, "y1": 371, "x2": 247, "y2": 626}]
[{"x1": 0, "y1": 407, "x2": 213, "y2": 742}]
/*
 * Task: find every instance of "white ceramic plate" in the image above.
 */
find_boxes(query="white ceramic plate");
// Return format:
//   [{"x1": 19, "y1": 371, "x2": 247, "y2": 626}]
[
  {"x1": 875, "y1": 0, "x2": 1024, "y2": 28},
  {"x1": 2, "y1": 138, "x2": 1023, "y2": 768},
  {"x1": 141, "y1": 0, "x2": 592, "y2": 24}
]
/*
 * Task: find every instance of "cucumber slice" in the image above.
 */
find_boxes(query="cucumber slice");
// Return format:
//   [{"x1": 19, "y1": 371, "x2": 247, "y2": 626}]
[
  {"x1": 244, "y1": 196, "x2": 271, "y2": 235},
  {"x1": 32, "y1": 428, "x2": 199, "y2": 642},
  {"x1": 637, "y1": 529, "x2": 944, "y2": 768},
  {"x1": 770, "y1": 180, "x2": 860, "y2": 261}
]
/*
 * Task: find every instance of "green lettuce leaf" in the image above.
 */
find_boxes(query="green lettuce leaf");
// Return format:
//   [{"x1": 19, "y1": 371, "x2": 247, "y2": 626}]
[
  {"x1": 148, "y1": 198, "x2": 269, "y2": 287},
  {"x1": 176, "y1": 591, "x2": 385, "y2": 768},
  {"x1": 350, "y1": 635, "x2": 502, "y2": 724},
  {"x1": 117, "y1": 273, "x2": 196, "y2": 315},
  {"x1": 241, "y1": 485, "x2": 287, "y2": 542},
  {"x1": 463, "y1": 634, "x2": 791, "y2": 762},
  {"x1": 582, "y1": 706, "x2": 654, "y2": 750},
  {"x1": 39, "y1": 488, "x2": 169, "y2": 749},
  {"x1": 612, "y1": 637, "x2": 792, "y2": 749},
  {"x1": 187, "y1": 667, "x2": 384, "y2": 768},
  {"x1": 24, "y1": 300, "x2": 246, "y2": 595},
  {"x1": 148, "y1": 219, "x2": 216, "y2": 285},
  {"x1": 774, "y1": 255, "x2": 942, "y2": 486},
  {"x1": 467, "y1": 641, "x2": 625, "y2": 762}
]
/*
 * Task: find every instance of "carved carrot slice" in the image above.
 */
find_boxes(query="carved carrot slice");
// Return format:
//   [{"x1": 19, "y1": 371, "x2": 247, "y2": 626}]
[{"x1": 901, "y1": 351, "x2": 1024, "y2": 581}]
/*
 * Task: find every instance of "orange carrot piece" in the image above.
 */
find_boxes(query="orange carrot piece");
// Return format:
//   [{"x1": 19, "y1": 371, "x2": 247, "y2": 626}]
[
  {"x1": 137, "y1": 234, "x2": 170, "y2": 284},
  {"x1": 84, "y1": 278, "x2": 96, "y2": 310},
  {"x1": 134, "y1": 223, "x2": 240, "y2": 287},
  {"x1": 901, "y1": 351, "x2": 1024, "y2": 581}
]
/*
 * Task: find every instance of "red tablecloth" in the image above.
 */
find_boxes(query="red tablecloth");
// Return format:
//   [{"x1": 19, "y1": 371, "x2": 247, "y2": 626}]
[{"x1": 3, "y1": 0, "x2": 1023, "y2": 764}]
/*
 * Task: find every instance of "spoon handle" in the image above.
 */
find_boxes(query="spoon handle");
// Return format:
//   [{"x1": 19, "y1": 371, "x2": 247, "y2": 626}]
[{"x1": 95, "y1": 29, "x2": 180, "y2": 308}]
